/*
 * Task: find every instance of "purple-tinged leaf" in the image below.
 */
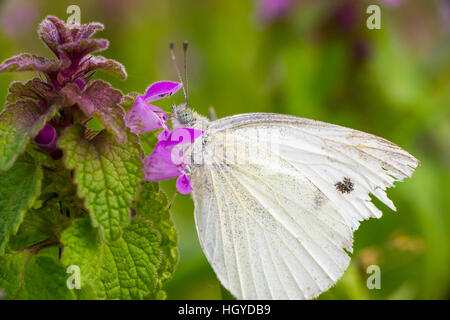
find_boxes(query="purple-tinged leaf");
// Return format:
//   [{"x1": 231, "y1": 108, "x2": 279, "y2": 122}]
[
  {"x1": 38, "y1": 16, "x2": 108, "y2": 63},
  {"x1": 0, "y1": 53, "x2": 68, "y2": 74},
  {"x1": 76, "y1": 55, "x2": 127, "y2": 80},
  {"x1": 77, "y1": 22, "x2": 104, "y2": 40},
  {"x1": 66, "y1": 21, "x2": 104, "y2": 43},
  {"x1": 59, "y1": 38, "x2": 109, "y2": 62},
  {"x1": 38, "y1": 16, "x2": 73, "y2": 58},
  {"x1": 6, "y1": 78, "x2": 54, "y2": 105},
  {"x1": 61, "y1": 80, "x2": 126, "y2": 142},
  {"x1": 61, "y1": 83, "x2": 93, "y2": 114}
]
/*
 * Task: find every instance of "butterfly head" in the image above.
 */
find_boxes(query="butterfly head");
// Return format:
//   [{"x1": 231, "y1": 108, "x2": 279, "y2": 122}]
[
  {"x1": 172, "y1": 104, "x2": 208, "y2": 131},
  {"x1": 174, "y1": 104, "x2": 194, "y2": 124},
  {"x1": 172, "y1": 103, "x2": 196, "y2": 128}
]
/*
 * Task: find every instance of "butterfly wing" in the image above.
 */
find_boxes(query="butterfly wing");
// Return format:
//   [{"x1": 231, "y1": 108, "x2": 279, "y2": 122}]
[{"x1": 189, "y1": 113, "x2": 418, "y2": 299}]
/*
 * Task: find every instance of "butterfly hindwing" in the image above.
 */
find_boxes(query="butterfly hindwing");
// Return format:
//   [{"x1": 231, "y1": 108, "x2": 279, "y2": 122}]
[{"x1": 190, "y1": 113, "x2": 418, "y2": 299}]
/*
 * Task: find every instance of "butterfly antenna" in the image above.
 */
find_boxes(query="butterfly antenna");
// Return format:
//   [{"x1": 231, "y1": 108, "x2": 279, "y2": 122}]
[
  {"x1": 170, "y1": 42, "x2": 188, "y2": 107},
  {"x1": 183, "y1": 40, "x2": 189, "y2": 106}
]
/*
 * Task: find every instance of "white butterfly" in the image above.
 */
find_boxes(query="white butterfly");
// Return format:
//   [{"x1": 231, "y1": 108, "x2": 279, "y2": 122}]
[{"x1": 171, "y1": 106, "x2": 418, "y2": 300}]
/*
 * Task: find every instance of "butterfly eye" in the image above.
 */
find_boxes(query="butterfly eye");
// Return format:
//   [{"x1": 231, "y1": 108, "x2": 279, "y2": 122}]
[{"x1": 177, "y1": 108, "x2": 193, "y2": 124}]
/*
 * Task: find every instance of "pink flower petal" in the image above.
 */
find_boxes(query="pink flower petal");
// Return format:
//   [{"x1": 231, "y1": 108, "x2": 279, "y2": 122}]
[
  {"x1": 143, "y1": 141, "x2": 184, "y2": 181},
  {"x1": 142, "y1": 126, "x2": 203, "y2": 194},
  {"x1": 176, "y1": 173, "x2": 193, "y2": 194},
  {"x1": 125, "y1": 96, "x2": 165, "y2": 134},
  {"x1": 157, "y1": 126, "x2": 171, "y2": 141},
  {"x1": 259, "y1": 0, "x2": 292, "y2": 23},
  {"x1": 165, "y1": 128, "x2": 204, "y2": 145},
  {"x1": 148, "y1": 104, "x2": 169, "y2": 122},
  {"x1": 380, "y1": 0, "x2": 404, "y2": 7},
  {"x1": 142, "y1": 81, "x2": 182, "y2": 102}
]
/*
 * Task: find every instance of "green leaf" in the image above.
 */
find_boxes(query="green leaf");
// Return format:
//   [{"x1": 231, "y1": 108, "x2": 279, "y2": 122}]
[
  {"x1": 61, "y1": 80, "x2": 126, "y2": 143},
  {"x1": 86, "y1": 117, "x2": 105, "y2": 131},
  {"x1": 61, "y1": 217, "x2": 165, "y2": 299},
  {"x1": 24, "y1": 144, "x2": 59, "y2": 170},
  {"x1": 139, "y1": 130, "x2": 160, "y2": 155},
  {"x1": 0, "y1": 99, "x2": 57, "y2": 170},
  {"x1": 0, "y1": 156, "x2": 42, "y2": 254},
  {"x1": 8, "y1": 200, "x2": 70, "y2": 251},
  {"x1": 119, "y1": 92, "x2": 138, "y2": 112},
  {"x1": 134, "y1": 182, "x2": 178, "y2": 283},
  {"x1": 59, "y1": 125, "x2": 143, "y2": 241},
  {"x1": 0, "y1": 248, "x2": 76, "y2": 300}
]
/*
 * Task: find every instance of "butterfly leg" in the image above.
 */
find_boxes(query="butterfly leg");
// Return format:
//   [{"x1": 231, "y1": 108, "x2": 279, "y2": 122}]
[{"x1": 168, "y1": 191, "x2": 178, "y2": 209}]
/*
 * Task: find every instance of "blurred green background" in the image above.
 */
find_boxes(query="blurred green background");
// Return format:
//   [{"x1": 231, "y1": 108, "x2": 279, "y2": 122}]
[{"x1": 0, "y1": 0, "x2": 448, "y2": 299}]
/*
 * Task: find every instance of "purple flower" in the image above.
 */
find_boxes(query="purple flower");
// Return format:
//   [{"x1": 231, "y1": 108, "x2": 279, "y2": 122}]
[
  {"x1": 125, "y1": 96, "x2": 167, "y2": 133},
  {"x1": 438, "y1": 0, "x2": 450, "y2": 33},
  {"x1": 157, "y1": 126, "x2": 171, "y2": 141},
  {"x1": 142, "y1": 81, "x2": 183, "y2": 102},
  {"x1": 143, "y1": 127, "x2": 203, "y2": 194},
  {"x1": 34, "y1": 124, "x2": 57, "y2": 152},
  {"x1": 0, "y1": 0, "x2": 38, "y2": 38},
  {"x1": 73, "y1": 77, "x2": 86, "y2": 89},
  {"x1": 258, "y1": 0, "x2": 293, "y2": 23},
  {"x1": 176, "y1": 174, "x2": 193, "y2": 195},
  {"x1": 334, "y1": 2, "x2": 360, "y2": 32},
  {"x1": 124, "y1": 81, "x2": 182, "y2": 134},
  {"x1": 353, "y1": 39, "x2": 371, "y2": 61},
  {"x1": 124, "y1": 80, "x2": 198, "y2": 194},
  {"x1": 158, "y1": 127, "x2": 204, "y2": 145},
  {"x1": 380, "y1": 0, "x2": 404, "y2": 7}
]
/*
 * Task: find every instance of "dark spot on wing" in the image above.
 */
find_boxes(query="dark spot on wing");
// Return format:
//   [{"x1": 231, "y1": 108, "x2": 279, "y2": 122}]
[
  {"x1": 313, "y1": 191, "x2": 327, "y2": 209},
  {"x1": 202, "y1": 134, "x2": 210, "y2": 147},
  {"x1": 335, "y1": 177, "x2": 354, "y2": 194}
]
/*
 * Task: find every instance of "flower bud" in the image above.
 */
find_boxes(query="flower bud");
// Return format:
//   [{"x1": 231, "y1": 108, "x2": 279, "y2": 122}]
[{"x1": 34, "y1": 124, "x2": 57, "y2": 152}]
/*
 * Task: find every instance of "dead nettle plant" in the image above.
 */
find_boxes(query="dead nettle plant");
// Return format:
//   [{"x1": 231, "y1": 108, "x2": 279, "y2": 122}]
[{"x1": 0, "y1": 16, "x2": 178, "y2": 300}]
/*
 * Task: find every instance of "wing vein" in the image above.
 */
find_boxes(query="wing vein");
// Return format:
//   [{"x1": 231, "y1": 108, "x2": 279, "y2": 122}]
[
  {"x1": 217, "y1": 161, "x2": 341, "y2": 282},
  {"x1": 207, "y1": 167, "x2": 234, "y2": 294}
]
